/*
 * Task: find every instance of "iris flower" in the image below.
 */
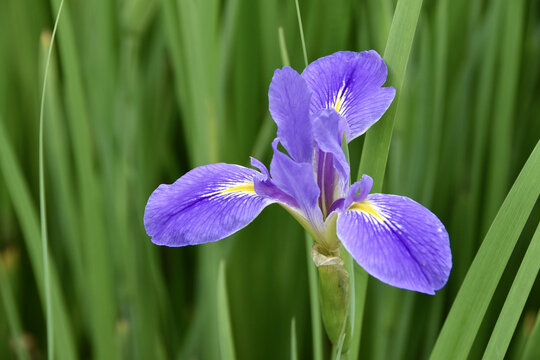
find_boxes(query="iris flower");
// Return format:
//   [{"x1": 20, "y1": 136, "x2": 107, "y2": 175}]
[{"x1": 144, "y1": 50, "x2": 452, "y2": 295}]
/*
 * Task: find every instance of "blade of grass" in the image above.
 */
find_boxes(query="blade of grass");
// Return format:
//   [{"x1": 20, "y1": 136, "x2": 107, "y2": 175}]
[
  {"x1": 483, "y1": 0, "x2": 526, "y2": 231},
  {"x1": 217, "y1": 261, "x2": 236, "y2": 360},
  {"x1": 482, "y1": 221, "x2": 540, "y2": 359},
  {"x1": 357, "y1": 0, "x2": 424, "y2": 188},
  {"x1": 278, "y1": 27, "x2": 291, "y2": 68},
  {"x1": 465, "y1": 0, "x2": 505, "y2": 246},
  {"x1": 0, "y1": 119, "x2": 77, "y2": 360},
  {"x1": 365, "y1": 0, "x2": 393, "y2": 52},
  {"x1": 47, "y1": 0, "x2": 120, "y2": 356},
  {"x1": 305, "y1": 233, "x2": 323, "y2": 360},
  {"x1": 250, "y1": 25, "x2": 290, "y2": 161},
  {"x1": 290, "y1": 318, "x2": 298, "y2": 360},
  {"x1": 40, "y1": 30, "x2": 85, "y2": 320},
  {"x1": 429, "y1": 139, "x2": 540, "y2": 360},
  {"x1": 294, "y1": 0, "x2": 308, "y2": 66},
  {"x1": 420, "y1": 0, "x2": 447, "y2": 206},
  {"x1": 351, "y1": 0, "x2": 424, "y2": 358},
  {"x1": 38, "y1": 2, "x2": 63, "y2": 358},
  {"x1": 113, "y1": 35, "x2": 165, "y2": 359}
]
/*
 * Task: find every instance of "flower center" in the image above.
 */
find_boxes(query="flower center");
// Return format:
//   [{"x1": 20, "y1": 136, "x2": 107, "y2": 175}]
[{"x1": 316, "y1": 149, "x2": 339, "y2": 219}]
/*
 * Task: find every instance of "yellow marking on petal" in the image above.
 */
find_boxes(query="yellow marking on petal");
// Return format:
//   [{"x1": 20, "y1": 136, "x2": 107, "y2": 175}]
[
  {"x1": 334, "y1": 96, "x2": 344, "y2": 114},
  {"x1": 349, "y1": 201, "x2": 386, "y2": 223},
  {"x1": 219, "y1": 181, "x2": 255, "y2": 195}
]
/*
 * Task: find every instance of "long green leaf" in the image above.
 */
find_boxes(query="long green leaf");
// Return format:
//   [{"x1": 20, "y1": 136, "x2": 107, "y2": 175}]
[
  {"x1": 305, "y1": 233, "x2": 324, "y2": 360},
  {"x1": 351, "y1": 0, "x2": 424, "y2": 358},
  {"x1": 483, "y1": 0, "x2": 526, "y2": 230},
  {"x1": 0, "y1": 119, "x2": 77, "y2": 360},
  {"x1": 217, "y1": 261, "x2": 236, "y2": 360},
  {"x1": 47, "y1": 0, "x2": 120, "y2": 356},
  {"x1": 482, "y1": 221, "x2": 540, "y2": 359},
  {"x1": 357, "y1": 0, "x2": 424, "y2": 189},
  {"x1": 38, "y1": 1, "x2": 63, "y2": 358},
  {"x1": 430, "y1": 140, "x2": 540, "y2": 360},
  {"x1": 290, "y1": 318, "x2": 298, "y2": 360}
]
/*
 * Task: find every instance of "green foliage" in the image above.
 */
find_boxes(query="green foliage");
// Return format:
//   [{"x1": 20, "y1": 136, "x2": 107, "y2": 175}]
[{"x1": 0, "y1": 0, "x2": 538, "y2": 359}]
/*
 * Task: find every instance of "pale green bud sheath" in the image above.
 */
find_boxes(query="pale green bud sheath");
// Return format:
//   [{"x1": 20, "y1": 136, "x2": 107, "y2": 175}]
[
  {"x1": 312, "y1": 242, "x2": 351, "y2": 351},
  {"x1": 310, "y1": 213, "x2": 352, "y2": 351}
]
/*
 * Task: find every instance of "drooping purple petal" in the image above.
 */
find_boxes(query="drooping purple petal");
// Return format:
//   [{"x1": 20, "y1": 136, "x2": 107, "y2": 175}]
[
  {"x1": 144, "y1": 163, "x2": 273, "y2": 246},
  {"x1": 302, "y1": 51, "x2": 396, "y2": 141},
  {"x1": 337, "y1": 194, "x2": 452, "y2": 294},
  {"x1": 269, "y1": 139, "x2": 324, "y2": 232},
  {"x1": 268, "y1": 66, "x2": 313, "y2": 162}
]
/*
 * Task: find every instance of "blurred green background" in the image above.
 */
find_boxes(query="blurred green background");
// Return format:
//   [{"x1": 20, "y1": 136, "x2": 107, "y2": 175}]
[{"x1": 0, "y1": 0, "x2": 539, "y2": 359}]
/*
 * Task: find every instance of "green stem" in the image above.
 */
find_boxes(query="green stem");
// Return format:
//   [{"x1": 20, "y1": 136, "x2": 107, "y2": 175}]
[
  {"x1": 39, "y1": 1, "x2": 64, "y2": 358},
  {"x1": 305, "y1": 233, "x2": 323, "y2": 360},
  {"x1": 294, "y1": 0, "x2": 309, "y2": 67}
]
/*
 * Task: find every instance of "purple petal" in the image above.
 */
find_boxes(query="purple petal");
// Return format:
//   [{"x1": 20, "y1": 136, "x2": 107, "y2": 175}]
[
  {"x1": 269, "y1": 139, "x2": 324, "y2": 232},
  {"x1": 251, "y1": 157, "x2": 299, "y2": 209},
  {"x1": 312, "y1": 109, "x2": 350, "y2": 192},
  {"x1": 144, "y1": 163, "x2": 272, "y2": 246},
  {"x1": 346, "y1": 174, "x2": 373, "y2": 207},
  {"x1": 337, "y1": 194, "x2": 452, "y2": 294},
  {"x1": 302, "y1": 50, "x2": 396, "y2": 141},
  {"x1": 268, "y1": 67, "x2": 313, "y2": 162},
  {"x1": 250, "y1": 157, "x2": 270, "y2": 177}
]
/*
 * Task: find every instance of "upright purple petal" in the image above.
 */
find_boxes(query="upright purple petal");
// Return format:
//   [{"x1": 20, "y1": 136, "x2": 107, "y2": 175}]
[
  {"x1": 269, "y1": 139, "x2": 324, "y2": 232},
  {"x1": 302, "y1": 51, "x2": 396, "y2": 141},
  {"x1": 343, "y1": 174, "x2": 373, "y2": 210},
  {"x1": 337, "y1": 194, "x2": 452, "y2": 294},
  {"x1": 268, "y1": 67, "x2": 313, "y2": 162},
  {"x1": 144, "y1": 163, "x2": 273, "y2": 246},
  {"x1": 312, "y1": 109, "x2": 350, "y2": 190}
]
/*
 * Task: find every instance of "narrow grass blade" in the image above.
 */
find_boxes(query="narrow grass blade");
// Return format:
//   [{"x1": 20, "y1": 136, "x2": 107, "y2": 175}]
[
  {"x1": 294, "y1": 0, "x2": 308, "y2": 66},
  {"x1": 278, "y1": 27, "x2": 291, "y2": 68},
  {"x1": 250, "y1": 25, "x2": 289, "y2": 161},
  {"x1": 38, "y1": 1, "x2": 64, "y2": 358},
  {"x1": 357, "y1": 0, "x2": 424, "y2": 189},
  {"x1": 46, "y1": 0, "x2": 120, "y2": 356},
  {"x1": 466, "y1": 0, "x2": 505, "y2": 245},
  {"x1": 420, "y1": 0, "x2": 447, "y2": 206},
  {"x1": 430, "y1": 140, "x2": 540, "y2": 360},
  {"x1": 217, "y1": 261, "x2": 236, "y2": 360},
  {"x1": 349, "y1": 265, "x2": 368, "y2": 359},
  {"x1": 482, "y1": 222, "x2": 540, "y2": 359},
  {"x1": 305, "y1": 233, "x2": 323, "y2": 360},
  {"x1": 483, "y1": 0, "x2": 526, "y2": 230},
  {"x1": 290, "y1": 318, "x2": 298, "y2": 360},
  {"x1": 351, "y1": 0, "x2": 424, "y2": 358},
  {"x1": 0, "y1": 119, "x2": 77, "y2": 360}
]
